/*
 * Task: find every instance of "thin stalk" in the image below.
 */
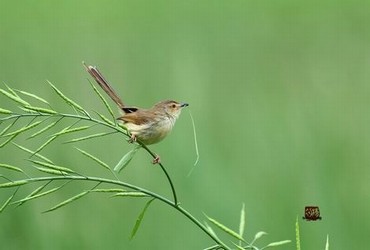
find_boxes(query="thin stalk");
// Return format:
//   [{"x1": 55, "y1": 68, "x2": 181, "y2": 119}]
[{"x1": 14, "y1": 175, "x2": 229, "y2": 249}]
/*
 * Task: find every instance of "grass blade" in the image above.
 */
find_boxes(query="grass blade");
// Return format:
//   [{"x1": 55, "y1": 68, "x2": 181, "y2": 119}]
[
  {"x1": 33, "y1": 136, "x2": 57, "y2": 154},
  {"x1": 42, "y1": 191, "x2": 89, "y2": 213},
  {"x1": 12, "y1": 143, "x2": 54, "y2": 164},
  {"x1": 0, "y1": 108, "x2": 12, "y2": 114},
  {"x1": 64, "y1": 131, "x2": 116, "y2": 143},
  {"x1": 252, "y1": 231, "x2": 267, "y2": 244},
  {"x1": 0, "y1": 163, "x2": 24, "y2": 174},
  {"x1": 130, "y1": 198, "x2": 155, "y2": 240},
  {"x1": 51, "y1": 125, "x2": 90, "y2": 137},
  {"x1": 263, "y1": 240, "x2": 291, "y2": 249},
  {"x1": 0, "y1": 88, "x2": 30, "y2": 106},
  {"x1": 23, "y1": 106, "x2": 56, "y2": 114},
  {"x1": 34, "y1": 167, "x2": 68, "y2": 175},
  {"x1": 295, "y1": 217, "x2": 301, "y2": 250},
  {"x1": 29, "y1": 120, "x2": 59, "y2": 139},
  {"x1": 0, "y1": 134, "x2": 17, "y2": 148},
  {"x1": 205, "y1": 214, "x2": 245, "y2": 242},
  {"x1": 239, "y1": 203, "x2": 246, "y2": 245},
  {"x1": 13, "y1": 185, "x2": 64, "y2": 205},
  {"x1": 75, "y1": 148, "x2": 110, "y2": 171},
  {"x1": 112, "y1": 192, "x2": 148, "y2": 197},
  {"x1": 0, "y1": 192, "x2": 16, "y2": 213},
  {"x1": 0, "y1": 180, "x2": 28, "y2": 188},
  {"x1": 15, "y1": 181, "x2": 51, "y2": 207},
  {"x1": 2, "y1": 120, "x2": 42, "y2": 137},
  {"x1": 325, "y1": 235, "x2": 329, "y2": 250},
  {"x1": 89, "y1": 80, "x2": 115, "y2": 120},
  {"x1": 15, "y1": 90, "x2": 49, "y2": 105},
  {"x1": 47, "y1": 80, "x2": 86, "y2": 114},
  {"x1": 114, "y1": 145, "x2": 141, "y2": 173},
  {"x1": 29, "y1": 160, "x2": 75, "y2": 174},
  {"x1": 96, "y1": 112, "x2": 115, "y2": 126}
]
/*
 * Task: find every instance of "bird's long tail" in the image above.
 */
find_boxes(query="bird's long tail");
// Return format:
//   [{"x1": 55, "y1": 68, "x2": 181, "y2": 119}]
[{"x1": 83, "y1": 62, "x2": 125, "y2": 109}]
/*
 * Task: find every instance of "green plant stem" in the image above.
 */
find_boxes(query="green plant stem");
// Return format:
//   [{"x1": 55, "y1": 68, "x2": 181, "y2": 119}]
[
  {"x1": 1, "y1": 113, "x2": 178, "y2": 204},
  {"x1": 13, "y1": 175, "x2": 229, "y2": 249}
]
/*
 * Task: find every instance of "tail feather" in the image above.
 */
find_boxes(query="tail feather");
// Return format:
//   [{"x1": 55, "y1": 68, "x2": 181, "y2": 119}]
[{"x1": 83, "y1": 62, "x2": 125, "y2": 108}]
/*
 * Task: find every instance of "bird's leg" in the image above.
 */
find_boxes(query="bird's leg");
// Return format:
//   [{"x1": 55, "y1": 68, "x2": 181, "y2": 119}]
[
  {"x1": 128, "y1": 134, "x2": 137, "y2": 143},
  {"x1": 152, "y1": 155, "x2": 161, "y2": 164}
]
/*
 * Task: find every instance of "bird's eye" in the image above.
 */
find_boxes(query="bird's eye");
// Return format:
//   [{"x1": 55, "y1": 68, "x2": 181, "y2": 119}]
[{"x1": 171, "y1": 104, "x2": 176, "y2": 108}]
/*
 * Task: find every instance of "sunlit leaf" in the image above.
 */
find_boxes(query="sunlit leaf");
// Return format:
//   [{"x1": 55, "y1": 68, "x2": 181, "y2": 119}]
[
  {"x1": 263, "y1": 240, "x2": 291, "y2": 248},
  {"x1": 23, "y1": 106, "x2": 56, "y2": 114},
  {"x1": 112, "y1": 192, "x2": 148, "y2": 197},
  {"x1": 205, "y1": 214, "x2": 245, "y2": 242},
  {"x1": 114, "y1": 145, "x2": 141, "y2": 173},
  {"x1": 0, "y1": 180, "x2": 28, "y2": 188},
  {"x1": 0, "y1": 88, "x2": 30, "y2": 106},
  {"x1": 130, "y1": 198, "x2": 155, "y2": 240},
  {"x1": 15, "y1": 90, "x2": 49, "y2": 105},
  {"x1": 0, "y1": 163, "x2": 24, "y2": 174},
  {"x1": 325, "y1": 235, "x2": 329, "y2": 250},
  {"x1": 43, "y1": 191, "x2": 89, "y2": 213},
  {"x1": 0, "y1": 108, "x2": 12, "y2": 114}
]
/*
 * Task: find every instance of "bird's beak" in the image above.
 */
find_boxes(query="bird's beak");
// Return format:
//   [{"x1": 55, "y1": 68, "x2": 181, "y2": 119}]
[{"x1": 180, "y1": 103, "x2": 189, "y2": 108}]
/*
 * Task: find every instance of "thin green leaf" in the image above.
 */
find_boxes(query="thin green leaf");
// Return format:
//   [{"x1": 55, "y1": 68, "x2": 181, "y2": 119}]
[
  {"x1": 89, "y1": 188, "x2": 125, "y2": 193},
  {"x1": 13, "y1": 186, "x2": 64, "y2": 205},
  {"x1": 205, "y1": 214, "x2": 245, "y2": 242},
  {"x1": 0, "y1": 122, "x2": 16, "y2": 136},
  {"x1": 0, "y1": 180, "x2": 28, "y2": 188},
  {"x1": 12, "y1": 143, "x2": 54, "y2": 164},
  {"x1": 23, "y1": 106, "x2": 56, "y2": 114},
  {"x1": 75, "y1": 148, "x2": 110, "y2": 170},
  {"x1": 15, "y1": 90, "x2": 49, "y2": 105},
  {"x1": 96, "y1": 112, "x2": 115, "y2": 126},
  {"x1": 203, "y1": 245, "x2": 222, "y2": 250},
  {"x1": 0, "y1": 193, "x2": 15, "y2": 213},
  {"x1": 130, "y1": 198, "x2": 155, "y2": 240},
  {"x1": 4, "y1": 84, "x2": 19, "y2": 97},
  {"x1": 47, "y1": 80, "x2": 85, "y2": 114},
  {"x1": 29, "y1": 120, "x2": 59, "y2": 139},
  {"x1": 51, "y1": 126, "x2": 90, "y2": 137},
  {"x1": 34, "y1": 167, "x2": 68, "y2": 175},
  {"x1": 204, "y1": 222, "x2": 226, "y2": 247},
  {"x1": 231, "y1": 242, "x2": 246, "y2": 250},
  {"x1": 89, "y1": 80, "x2": 115, "y2": 120},
  {"x1": 252, "y1": 231, "x2": 268, "y2": 243},
  {"x1": 33, "y1": 136, "x2": 57, "y2": 154},
  {"x1": 15, "y1": 181, "x2": 51, "y2": 207},
  {"x1": 325, "y1": 235, "x2": 329, "y2": 250},
  {"x1": 0, "y1": 163, "x2": 24, "y2": 174},
  {"x1": 0, "y1": 134, "x2": 17, "y2": 148},
  {"x1": 112, "y1": 192, "x2": 148, "y2": 197},
  {"x1": 263, "y1": 240, "x2": 291, "y2": 248},
  {"x1": 64, "y1": 131, "x2": 116, "y2": 143},
  {"x1": 114, "y1": 145, "x2": 141, "y2": 173},
  {"x1": 239, "y1": 203, "x2": 246, "y2": 244},
  {"x1": 2, "y1": 120, "x2": 42, "y2": 137},
  {"x1": 295, "y1": 217, "x2": 301, "y2": 250},
  {"x1": 42, "y1": 191, "x2": 89, "y2": 213},
  {"x1": 29, "y1": 160, "x2": 75, "y2": 174},
  {"x1": 0, "y1": 108, "x2": 12, "y2": 114},
  {"x1": 0, "y1": 88, "x2": 30, "y2": 106}
]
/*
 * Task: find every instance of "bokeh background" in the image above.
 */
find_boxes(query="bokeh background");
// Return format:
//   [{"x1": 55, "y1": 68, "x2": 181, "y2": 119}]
[{"x1": 1, "y1": 1, "x2": 370, "y2": 249}]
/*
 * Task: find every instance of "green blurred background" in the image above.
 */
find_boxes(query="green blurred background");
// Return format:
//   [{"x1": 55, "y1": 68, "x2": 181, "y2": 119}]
[{"x1": 1, "y1": 0, "x2": 370, "y2": 249}]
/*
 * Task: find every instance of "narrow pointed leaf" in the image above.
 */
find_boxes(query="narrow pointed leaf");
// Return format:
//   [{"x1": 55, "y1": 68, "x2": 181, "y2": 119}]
[
  {"x1": 0, "y1": 108, "x2": 12, "y2": 114},
  {"x1": 34, "y1": 167, "x2": 68, "y2": 175},
  {"x1": 231, "y1": 242, "x2": 246, "y2": 250},
  {"x1": 205, "y1": 214, "x2": 245, "y2": 242},
  {"x1": 13, "y1": 186, "x2": 63, "y2": 205},
  {"x1": 51, "y1": 126, "x2": 90, "y2": 137},
  {"x1": 64, "y1": 131, "x2": 116, "y2": 143},
  {"x1": 89, "y1": 80, "x2": 115, "y2": 120},
  {"x1": 203, "y1": 245, "x2": 222, "y2": 250},
  {"x1": 264, "y1": 240, "x2": 291, "y2": 248},
  {"x1": 204, "y1": 222, "x2": 228, "y2": 247},
  {"x1": 34, "y1": 136, "x2": 57, "y2": 154},
  {"x1": 29, "y1": 120, "x2": 59, "y2": 139},
  {"x1": 89, "y1": 188, "x2": 125, "y2": 193},
  {"x1": 12, "y1": 143, "x2": 54, "y2": 164},
  {"x1": 112, "y1": 192, "x2": 148, "y2": 197},
  {"x1": 130, "y1": 198, "x2": 155, "y2": 240},
  {"x1": 0, "y1": 180, "x2": 28, "y2": 188},
  {"x1": 0, "y1": 88, "x2": 30, "y2": 106},
  {"x1": 16, "y1": 90, "x2": 49, "y2": 104},
  {"x1": 0, "y1": 134, "x2": 17, "y2": 148},
  {"x1": 23, "y1": 106, "x2": 56, "y2": 114},
  {"x1": 0, "y1": 163, "x2": 24, "y2": 174},
  {"x1": 47, "y1": 80, "x2": 85, "y2": 113},
  {"x1": 43, "y1": 191, "x2": 89, "y2": 213},
  {"x1": 325, "y1": 235, "x2": 329, "y2": 250},
  {"x1": 4, "y1": 84, "x2": 19, "y2": 97},
  {"x1": 0, "y1": 194, "x2": 15, "y2": 213},
  {"x1": 239, "y1": 203, "x2": 246, "y2": 241},
  {"x1": 2, "y1": 120, "x2": 42, "y2": 137},
  {"x1": 96, "y1": 112, "x2": 115, "y2": 126},
  {"x1": 0, "y1": 123, "x2": 15, "y2": 136},
  {"x1": 75, "y1": 148, "x2": 110, "y2": 170},
  {"x1": 15, "y1": 182, "x2": 51, "y2": 207},
  {"x1": 114, "y1": 146, "x2": 140, "y2": 173},
  {"x1": 252, "y1": 231, "x2": 268, "y2": 243},
  {"x1": 295, "y1": 217, "x2": 301, "y2": 250},
  {"x1": 29, "y1": 160, "x2": 75, "y2": 174}
]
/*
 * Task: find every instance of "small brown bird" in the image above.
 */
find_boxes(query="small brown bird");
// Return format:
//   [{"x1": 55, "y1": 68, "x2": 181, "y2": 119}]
[{"x1": 83, "y1": 62, "x2": 188, "y2": 163}]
